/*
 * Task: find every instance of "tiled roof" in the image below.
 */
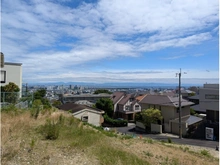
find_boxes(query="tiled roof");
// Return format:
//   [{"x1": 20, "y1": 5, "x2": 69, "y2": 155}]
[
  {"x1": 136, "y1": 94, "x2": 147, "y2": 102},
  {"x1": 118, "y1": 94, "x2": 132, "y2": 105},
  {"x1": 139, "y1": 95, "x2": 194, "y2": 107},
  {"x1": 58, "y1": 102, "x2": 103, "y2": 113},
  {"x1": 111, "y1": 92, "x2": 124, "y2": 104},
  {"x1": 173, "y1": 115, "x2": 203, "y2": 125}
]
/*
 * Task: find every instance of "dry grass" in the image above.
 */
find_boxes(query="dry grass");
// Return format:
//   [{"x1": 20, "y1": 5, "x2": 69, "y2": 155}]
[
  {"x1": 116, "y1": 139, "x2": 219, "y2": 165},
  {"x1": 1, "y1": 109, "x2": 219, "y2": 165}
]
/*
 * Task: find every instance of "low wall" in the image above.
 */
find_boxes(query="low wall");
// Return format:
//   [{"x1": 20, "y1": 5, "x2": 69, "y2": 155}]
[
  {"x1": 170, "y1": 121, "x2": 187, "y2": 136},
  {"x1": 136, "y1": 121, "x2": 145, "y2": 129},
  {"x1": 151, "y1": 123, "x2": 162, "y2": 134}
]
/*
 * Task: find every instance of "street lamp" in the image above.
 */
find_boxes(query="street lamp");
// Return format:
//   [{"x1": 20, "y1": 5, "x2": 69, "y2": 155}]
[{"x1": 176, "y1": 69, "x2": 186, "y2": 139}]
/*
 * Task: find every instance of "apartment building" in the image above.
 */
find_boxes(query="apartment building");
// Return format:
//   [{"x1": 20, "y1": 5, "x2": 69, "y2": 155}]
[
  {"x1": 1, "y1": 53, "x2": 22, "y2": 97},
  {"x1": 200, "y1": 84, "x2": 219, "y2": 122}
]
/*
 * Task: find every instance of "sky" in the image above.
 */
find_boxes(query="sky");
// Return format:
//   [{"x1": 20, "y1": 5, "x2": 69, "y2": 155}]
[{"x1": 1, "y1": 0, "x2": 219, "y2": 85}]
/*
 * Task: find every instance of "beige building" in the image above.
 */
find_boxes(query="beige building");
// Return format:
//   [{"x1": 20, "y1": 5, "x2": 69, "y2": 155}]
[
  {"x1": 1, "y1": 62, "x2": 22, "y2": 90},
  {"x1": 58, "y1": 103, "x2": 105, "y2": 126},
  {"x1": 1, "y1": 53, "x2": 22, "y2": 97},
  {"x1": 139, "y1": 95, "x2": 200, "y2": 135}
]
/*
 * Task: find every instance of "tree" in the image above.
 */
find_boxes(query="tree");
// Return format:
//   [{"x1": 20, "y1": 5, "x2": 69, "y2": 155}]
[
  {"x1": 1, "y1": 82, "x2": 20, "y2": 103},
  {"x1": 94, "y1": 89, "x2": 112, "y2": 94},
  {"x1": 2, "y1": 82, "x2": 20, "y2": 92},
  {"x1": 190, "y1": 108, "x2": 196, "y2": 115},
  {"x1": 95, "y1": 98, "x2": 113, "y2": 117},
  {"x1": 140, "y1": 108, "x2": 163, "y2": 130},
  {"x1": 52, "y1": 100, "x2": 62, "y2": 107},
  {"x1": 33, "y1": 89, "x2": 51, "y2": 109},
  {"x1": 34, "y1": 88, "x2": 46, "y2": 99}
]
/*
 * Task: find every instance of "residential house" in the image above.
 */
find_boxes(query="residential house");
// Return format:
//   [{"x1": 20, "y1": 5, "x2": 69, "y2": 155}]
[
  {"x1": 111, "y1": 92, "x2": 141, "y2": 121},
  {"x1": 0, "y1": 52, "x2": 22, "y2": 98},
  {"x1": 58, "y1": 103, "x2": 105, "y2": 126},
  {"x1": 111, "y1": 91, "x2": 125, "y2": 114},
  {"x1": 200, "y1": 84, "x2": 219, "y2": 140},
  {"x1": 139, "y1": 95, "x2": 201, "y2": 136},
  {"x1": 176, "y1": 88, "x2": 196, "y2": 99},
  {"x1": 188, "y1": 95, "x2": 200, "y2": 105},
  {"x1": 200, "y1": 84, "x2": 219, "y2": 122},
  {"x1": 189, "y1": 95, "x2": 205, "y2": 114}
]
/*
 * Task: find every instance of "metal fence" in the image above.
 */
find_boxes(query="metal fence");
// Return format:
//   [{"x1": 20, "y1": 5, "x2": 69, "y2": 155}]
[
  {"x1": 1, "y1": 92, "x2": 20, "y2": 104},
  {"x1": 15, "y1": 100, "x2": 29, "y2": 109},
  {"x1": 1, "y1": 92, "x2": 33, "y2": 108}
]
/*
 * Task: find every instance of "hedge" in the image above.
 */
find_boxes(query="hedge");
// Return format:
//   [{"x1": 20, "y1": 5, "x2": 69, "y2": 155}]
[{"x1": 103, "y1": 114, "x2": 128, "y2": 127}]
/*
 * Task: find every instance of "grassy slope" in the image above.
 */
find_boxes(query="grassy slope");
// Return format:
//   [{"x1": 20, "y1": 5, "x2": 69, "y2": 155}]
[{"x1": 1, "y1": 109, "x2": 219, "y2": 165}]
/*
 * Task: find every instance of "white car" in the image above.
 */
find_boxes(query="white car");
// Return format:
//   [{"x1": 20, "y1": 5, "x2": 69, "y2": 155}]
[{"x1": 104, "y1": 127, "x2": 110, "y2": 131}]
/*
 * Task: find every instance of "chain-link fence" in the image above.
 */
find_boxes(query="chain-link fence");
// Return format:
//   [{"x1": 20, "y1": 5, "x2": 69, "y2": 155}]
[
  {"x1": 1, "y1": 92, "x2": 33, "y2": 109},
  {"x1": 1, "y1": 92, "x2": 20, "y2": 104}
]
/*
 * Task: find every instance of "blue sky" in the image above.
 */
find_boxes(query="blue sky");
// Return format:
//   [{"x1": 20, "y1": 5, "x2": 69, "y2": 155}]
[{"x1": 1, "y1": 0, "x2": 219, "y2": 85}]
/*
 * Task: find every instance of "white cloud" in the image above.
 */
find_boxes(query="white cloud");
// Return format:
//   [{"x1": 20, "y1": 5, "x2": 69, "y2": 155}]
[
  {"x1": 161, "y1": 55, "x2": 186, "y2": 60},
  {"x1": 23, "y1": 68, "x2": 219, "y2": 84},
  {"x1": 1, "y1": 0, "x2": 218, "y2": 83}
]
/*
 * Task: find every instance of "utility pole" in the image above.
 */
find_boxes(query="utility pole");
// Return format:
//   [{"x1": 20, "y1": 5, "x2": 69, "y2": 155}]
[{"x1": 178, "y1": 68, "x2": 182, "y2": 139}]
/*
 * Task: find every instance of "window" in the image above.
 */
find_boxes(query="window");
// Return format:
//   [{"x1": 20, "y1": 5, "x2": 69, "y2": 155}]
[
  {"x1": 125, "y1": 105, "x2": 130, "y2": 111},
  {"x1": 82, "y1": 116, "x2": 88, "y2": 122},
  {"x1": 135, "y1": 105, "x2": 139, "y2": 110},
  {"x1": 1, "y1": 70, "x2": 6, "y2": 83},
  {"x1": 129, "y1": 98, "x2": 134, "y2": 102},
  {"x1": 205, "y1": 95, "x2": 219, "y2": 100}
]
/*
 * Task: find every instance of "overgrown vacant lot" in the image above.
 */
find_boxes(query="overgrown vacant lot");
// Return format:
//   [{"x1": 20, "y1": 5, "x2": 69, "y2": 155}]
[{"x1": 1, "y1": 108, "x2": 219, "y2": 165}]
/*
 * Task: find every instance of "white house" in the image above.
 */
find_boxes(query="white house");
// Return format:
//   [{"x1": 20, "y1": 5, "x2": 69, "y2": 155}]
[{"x1": 58, "y1": 103, "x2": 105, "y2": 126}]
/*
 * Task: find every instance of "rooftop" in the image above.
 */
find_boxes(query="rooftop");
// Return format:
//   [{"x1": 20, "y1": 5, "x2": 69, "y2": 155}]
[
  {"x1": 58, "y1": 102, "x2": 104, "y2": 113},
  {"x1": 139, "y1": 95, "x2": 194, "y2": 107}
]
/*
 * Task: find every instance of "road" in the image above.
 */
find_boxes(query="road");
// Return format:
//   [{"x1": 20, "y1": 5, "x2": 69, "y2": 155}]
[{"x1": 115, "y1": 124, "x2": 219, "y2": 150}]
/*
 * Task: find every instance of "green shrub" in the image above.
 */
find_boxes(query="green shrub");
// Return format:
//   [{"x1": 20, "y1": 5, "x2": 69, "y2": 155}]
[
  {"x1": 103, "y1": 114, "x2": 128, "y2": 127},
  {"x1": 184, "y1": 147, "x2": 189, "y2": 152},
  {"x1": 121, "y1": 135, "x2": 133, "y2": 140},
  {"x1": 29, "y1": 138, "x2": 36, "y2": 150},
  {"x1": 200, "y1": 149, "x2": 211, "y2": 157},
  {"x1": 58, "y1": 114, "x2": 65, "y2": 125},
  {"x1": 190, "y1": 108, "x2": 196, "y2": 115},
  {"x1": 168, "y1": 138, "x2": 172, "y2": 143},
  {"x1": 144, "y1": 138, "x2": 153, "y2": 144},
  {"x1": 143, "y1": 151, "x2": 154, "y2": 157},
  {"x1": 30, "y1": 108, "x2": 40, "y2": 119},
  {"x1": 1, "y1": 104, "x2": 19, "y2": 114},
  {"x1": 40, "y1": 119, "x2": 60, "y2": 140},
  {"x1": 69, "y1": 117, "x2": 75, "y2": 126}
]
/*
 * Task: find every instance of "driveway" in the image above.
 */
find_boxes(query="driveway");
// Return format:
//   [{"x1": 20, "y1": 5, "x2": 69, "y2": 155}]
[{"x1": 115, "y1": 124, "x2": 219, "y2": 149}]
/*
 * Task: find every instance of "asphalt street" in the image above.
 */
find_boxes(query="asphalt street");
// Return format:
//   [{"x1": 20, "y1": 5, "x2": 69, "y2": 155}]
[{"x1": 115, "y1": 124, "x2": 219, "y2": 150}]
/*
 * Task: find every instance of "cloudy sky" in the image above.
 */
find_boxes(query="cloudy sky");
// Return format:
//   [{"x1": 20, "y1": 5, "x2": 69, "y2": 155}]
[{"x1": 1, "y1": 0, "x2": 219, "y2": 85}]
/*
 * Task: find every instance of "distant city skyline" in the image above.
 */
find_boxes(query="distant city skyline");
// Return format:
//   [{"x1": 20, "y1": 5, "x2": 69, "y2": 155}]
[
  {"x1": 2, "y1": 0, "x2": 219, "y2": 84},
  {"x1": 25, "y1": 79, "x2": 218, "y2": 88}
]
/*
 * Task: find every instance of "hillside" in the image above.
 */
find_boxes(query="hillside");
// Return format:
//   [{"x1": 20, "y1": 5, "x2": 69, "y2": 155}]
[{"x1": 1, "y1": 107, "x2": 219, "y2": 165}]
